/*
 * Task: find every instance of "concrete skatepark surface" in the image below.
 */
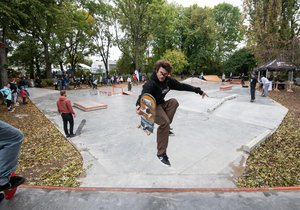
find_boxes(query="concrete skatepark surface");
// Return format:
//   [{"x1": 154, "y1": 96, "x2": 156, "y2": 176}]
[{"x1": 2, "y1": 80, "x2": 299, "y2": 209}]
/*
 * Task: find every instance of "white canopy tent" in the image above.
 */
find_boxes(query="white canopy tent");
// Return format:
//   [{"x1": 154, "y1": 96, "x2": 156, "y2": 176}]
[{"x1": 78, "y1": 63, "x2": 91, "y2": 70}]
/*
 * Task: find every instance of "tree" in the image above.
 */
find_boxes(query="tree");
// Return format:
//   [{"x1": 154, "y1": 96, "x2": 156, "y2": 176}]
[
  {"x1": 223, "y1": 48, "x2": 256, "y2": 76},
  {"x1": 84, "y1": 1, "x2": 115, "y2": 78},
  {"x1": 212, "y1": 3, "x2": 244, "y2": 62},
  {"x1": 181, "y1": 5, "x2": 218, "y2": 75},
  {"x1": 150, "y1": 3, "x2": 182, "y2": 62},
  {"x1": 0, "y1": 0, "x2": 27, "y2": 86},
  {"x1": 19, "y1": 0, "x2": 64, "y2": 78},
  {"x1": 116, "y1": 54, "x2": 133, "y2": 74},
  {"x1": 63, "y1": 9, "x2": 96, "y2": 74},
  {"x1": 114, "y1": 0, "x2": 165, "y2": 72},
  {"x1": 244, "y1": 0, "x2": 300, "y2": 64},
  {"x1": 161, "y1": 49, "x2": 188, "y2": 75}
]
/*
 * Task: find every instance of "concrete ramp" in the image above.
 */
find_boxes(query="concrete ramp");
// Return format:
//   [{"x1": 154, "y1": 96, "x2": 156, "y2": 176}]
[
  {"x1": 182, "y1": 77, "x2": 207, "y2": 86},
  {"x1": 203, "y1": 75, "x2": 222, "y2": 82},
  {"x1": 73, "y1": 100, "x2": 108, "y2": 112}
]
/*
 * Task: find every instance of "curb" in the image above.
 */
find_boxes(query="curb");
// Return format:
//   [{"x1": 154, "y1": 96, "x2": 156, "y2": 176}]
[
  {"x1": 20, "y1": 185, "x2": 300, "y2": 193},
  {"x1": 242, "y1": 129, "x2": 275, "y2": 153},
  {"x1": 207, "y1": 94, "x2": 238, "y2": 112}
]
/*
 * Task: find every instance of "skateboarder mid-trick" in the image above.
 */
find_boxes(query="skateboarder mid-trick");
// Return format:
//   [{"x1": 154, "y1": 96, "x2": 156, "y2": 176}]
[{"x1": 136, "y1": 60, "x2": 208, "y2": 166}]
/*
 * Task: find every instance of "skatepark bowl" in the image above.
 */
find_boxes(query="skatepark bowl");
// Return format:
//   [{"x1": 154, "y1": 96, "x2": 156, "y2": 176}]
[{"x1": 2, "y1": 80, "x2": 299, "y2": 210}]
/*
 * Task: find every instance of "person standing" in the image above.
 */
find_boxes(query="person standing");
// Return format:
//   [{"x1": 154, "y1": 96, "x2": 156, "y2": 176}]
[
  {"x1": 221, "y1": 73, "x2": 225, "y2": 84},
  {"x1": 56, "y1": 90, "x2": 76, "y2": 138},
  {"x1": 92, "y1": 78, "x2": 98, "y2": 89},
  {"x1": 127, "y1": 76, "x2": 132, "y2": 91},
  {"x1": 136, "y1": 60, "x2": 208, "y2": 166},
  {"x1": 260, "y1": 75, "x2": 270, "y2": 97},
  {"x1": 0, "y1": 83, "x2": 14, "y2": 112},
  {"x1": 0, "y1": 120, "x2": 26, "y2": 201},
  {"x1": 250, "y1": 73, "x2": 258, "y2": 102},
  {"x1": 20, "y1": 86, "x2": 28, "y2": 105},
  {"x1": 10, "y1": 79, "x2": 19, "y2": 106}
]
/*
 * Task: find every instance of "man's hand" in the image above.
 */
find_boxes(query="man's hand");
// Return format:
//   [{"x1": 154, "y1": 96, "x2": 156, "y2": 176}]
[
  {"x1": 136, "y1": 105, "x2": 142, "y2": 115},
  {"x1": 201, "y1": 92, "x2": 208, "y2": 98},
  {"x1": 73, "y1": 113, "x2": 76, "y2": 118}
]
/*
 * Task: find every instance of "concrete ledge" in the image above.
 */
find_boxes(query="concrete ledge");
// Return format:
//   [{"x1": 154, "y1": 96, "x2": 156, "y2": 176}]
[
  {"x1": 242, "y1": 128, "x2": 276, "y2": 153},
  {"x1": 73, "y1": 100, "x2": 108, "y2": 112},
  {"x1": 207, "y1": 94, "x2": 238, "y2": 113},
  {"x1": 219, "y1": 86, "x2": 233, "y2": 91}
]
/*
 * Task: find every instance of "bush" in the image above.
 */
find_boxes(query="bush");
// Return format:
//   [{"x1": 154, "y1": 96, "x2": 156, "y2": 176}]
[{"x1": 41, "y1": 79, "x2": 54, "y2": 87}]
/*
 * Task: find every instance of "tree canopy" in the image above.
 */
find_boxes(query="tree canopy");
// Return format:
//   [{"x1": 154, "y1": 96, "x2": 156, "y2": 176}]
[{"x1": 2, "y1": 0, "x2": 300, "y2": 85}]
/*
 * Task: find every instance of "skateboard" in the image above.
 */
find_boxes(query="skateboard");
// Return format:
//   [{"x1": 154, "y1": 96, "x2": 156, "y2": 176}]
[
  {"x1": 0, "y1": 172, "x2": 18, "y2": 202},
  {"x1": 137, "y1": 93, "x2": 156, "y2": 135},
  {"x1": 75, "y1": 119, "x2": 86, "y2": 135}
]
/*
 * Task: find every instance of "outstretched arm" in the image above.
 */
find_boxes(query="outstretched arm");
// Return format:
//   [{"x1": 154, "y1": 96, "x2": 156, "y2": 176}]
[{"x1": 168, "y1": 78, "x2": 208, "y2": 98}]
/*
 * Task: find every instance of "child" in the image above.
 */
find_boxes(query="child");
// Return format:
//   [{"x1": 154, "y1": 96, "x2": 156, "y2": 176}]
[
  {"x1": 0, "y1": 83, "x2": 14, "y2": 112},
  {"x1": 20, "y1": 86, "x2": 28, "y2": 104},
  {"x1": 10, "y1": 79, "x2": 19, "y2": 106}
]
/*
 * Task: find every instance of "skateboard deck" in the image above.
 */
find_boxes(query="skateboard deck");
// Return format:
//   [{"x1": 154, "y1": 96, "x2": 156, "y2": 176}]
[
  {"x1": 0, "y1": 172, "x2": 18, "y2": 202},
  {"x1": 75, "y1": 119, "x2": 86, "y2": 135},
  {"x1": 137, "y1": 93, "x2": 156, "y2": 135}
]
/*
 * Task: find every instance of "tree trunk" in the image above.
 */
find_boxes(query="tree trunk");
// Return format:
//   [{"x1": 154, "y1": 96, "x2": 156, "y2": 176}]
[
  {"x1": 35, "y1": 57, "x2": 41, "y2": 78},
  {"x1": 43, "y1": 43, "x2": 52, "y2": 78},
  {"x1": 0, "y1": 28, "x2": 7, "y2": 87},
  {"x1": 29, "y1": 57, "x2": 34, "y2": 79}
]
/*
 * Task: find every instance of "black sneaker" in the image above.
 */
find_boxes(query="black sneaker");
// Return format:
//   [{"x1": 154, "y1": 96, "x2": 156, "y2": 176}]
[
  {"x1": 157, "y1": 154, "x2": 171, "y2": 166},
  {"x1": 69, "y1": 134, "x2": 76, "y2": 138},
  {"x1": 169, "y1": 130, "x2": 175, "y2": 136},
  {"x1": 0, "y1": 176, "x2": 26, "y2": 191}
]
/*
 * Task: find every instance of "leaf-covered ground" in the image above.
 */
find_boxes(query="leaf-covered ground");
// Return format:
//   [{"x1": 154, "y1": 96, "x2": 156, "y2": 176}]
[
  {"x1": 0, "y1": 100, "x2": 83, "y2": 187},
  {"x1": 237, "y1": 85, "x2": 300, "y2": 188}
]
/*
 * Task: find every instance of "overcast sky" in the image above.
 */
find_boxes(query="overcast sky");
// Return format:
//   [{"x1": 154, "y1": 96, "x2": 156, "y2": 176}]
[{"x1": 168, "y1": 0, "x2": 243, "y2": 9}]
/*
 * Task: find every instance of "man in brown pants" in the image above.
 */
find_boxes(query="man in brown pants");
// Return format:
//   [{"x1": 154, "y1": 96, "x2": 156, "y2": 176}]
[{"x1": 136, "y1": 60, "x2": 208, "y2": 166}]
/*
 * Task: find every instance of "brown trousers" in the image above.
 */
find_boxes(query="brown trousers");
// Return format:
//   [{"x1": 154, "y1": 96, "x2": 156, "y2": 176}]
[{"x1": 155, "y1": 98, "x2": 179, "y2": 156}]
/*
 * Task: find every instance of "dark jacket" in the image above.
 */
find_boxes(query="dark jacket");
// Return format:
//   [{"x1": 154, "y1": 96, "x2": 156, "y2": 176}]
[
  {"x1": 250, "y1": 77, "x2": 257, "y2": 89},
  {"x1": 136, "y1": 72, "x2": 203, "y2": 106}
]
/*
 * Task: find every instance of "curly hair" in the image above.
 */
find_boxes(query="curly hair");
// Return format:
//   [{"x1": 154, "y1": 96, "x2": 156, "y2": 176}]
[{"x1": 154, "y1": 60, "x2": 173, "y2": 73}]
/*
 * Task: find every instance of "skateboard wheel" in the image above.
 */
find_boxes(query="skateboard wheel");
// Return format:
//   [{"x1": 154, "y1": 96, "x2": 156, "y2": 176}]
[{"x1": 137, "y1": 125, "x2": 141, "y2": 128}]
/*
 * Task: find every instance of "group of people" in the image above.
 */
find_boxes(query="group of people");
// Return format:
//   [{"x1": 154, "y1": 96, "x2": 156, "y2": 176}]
[
  {"x1": 0, "y1": 78, "x2": 29, "y2": 112},
  {"x1": 249, "y1": 74, "x2": 270, "y2": 102}
]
